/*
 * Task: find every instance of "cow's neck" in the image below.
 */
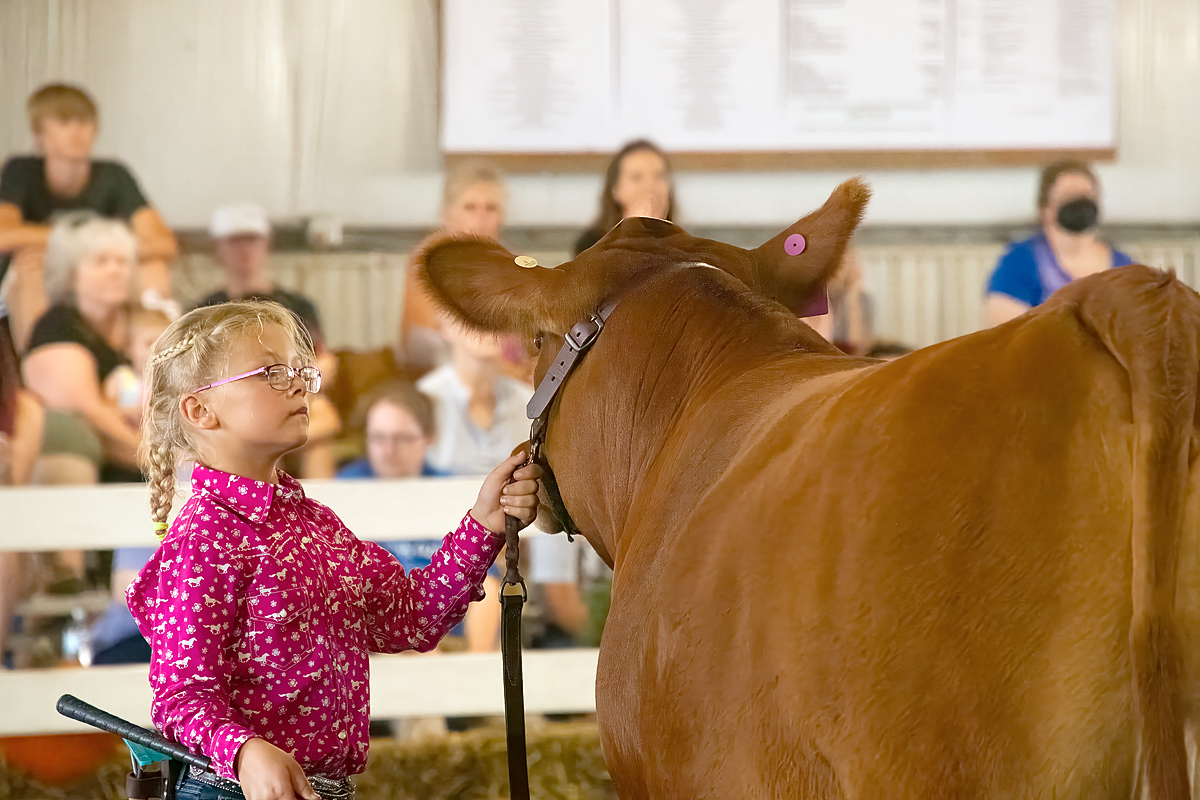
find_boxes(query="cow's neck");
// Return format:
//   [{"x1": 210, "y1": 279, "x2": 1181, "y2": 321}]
[{"x1": 548, "y1": 271, "x2": 840, "y2": 571}]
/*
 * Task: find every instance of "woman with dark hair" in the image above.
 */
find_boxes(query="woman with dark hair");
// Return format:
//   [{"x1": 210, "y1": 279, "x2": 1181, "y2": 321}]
[
  {"x1": 573, "y1": 140, "x2": 675, "y2": 256},
  {"x1": 984, "y1": 160, "x2": 1133, "y2": 327}
]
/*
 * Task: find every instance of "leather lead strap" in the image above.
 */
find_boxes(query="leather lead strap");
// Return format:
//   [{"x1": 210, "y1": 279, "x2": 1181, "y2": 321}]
[{"x1": 500, "y1": 512, "x2": 530, "y2": 800}]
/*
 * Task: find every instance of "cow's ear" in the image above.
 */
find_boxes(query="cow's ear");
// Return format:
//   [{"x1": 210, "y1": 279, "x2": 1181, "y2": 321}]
[
  {"x1": 416, "y1": 233, "x2": 571, "y2": 337},
  {"x1": 751, "y1": 178, "x2": 870, "y2": 312}
]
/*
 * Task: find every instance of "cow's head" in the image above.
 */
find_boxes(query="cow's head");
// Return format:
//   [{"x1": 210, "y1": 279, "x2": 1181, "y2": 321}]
[
  {"x1": 416, "y1": 177, "x2": 870, "y2": 340},
  {"x1": 416, "y1": 178, "x2": 869, "y2": 543}
]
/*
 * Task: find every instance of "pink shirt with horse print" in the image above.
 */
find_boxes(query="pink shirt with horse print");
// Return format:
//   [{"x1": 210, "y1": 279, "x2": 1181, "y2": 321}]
[{"x1": 126, "y1": 464, "x2": 503, "y2": 780}]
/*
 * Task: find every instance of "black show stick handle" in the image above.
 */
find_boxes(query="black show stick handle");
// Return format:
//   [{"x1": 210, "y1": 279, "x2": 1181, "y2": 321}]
[{"x1": 56, "y1": 694, "x2": 211, "y2": 769}]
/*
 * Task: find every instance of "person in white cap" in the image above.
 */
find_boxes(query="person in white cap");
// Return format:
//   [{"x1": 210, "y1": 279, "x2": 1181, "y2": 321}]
[
  {"x1": 197, "y1": 204, "x2": 323, "y2": 342},
  {"x1": 196, "y1": 203, "x2": 342, "y2": 477}
]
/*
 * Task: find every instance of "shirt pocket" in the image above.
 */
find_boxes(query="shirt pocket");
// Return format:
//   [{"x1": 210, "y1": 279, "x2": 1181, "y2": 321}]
[
  {"x1": 247, "y1": 587, "x2": 313, "y2": 671},
  {"x1": 336, "y1": 575, "x2": 368, "y2": 648}
]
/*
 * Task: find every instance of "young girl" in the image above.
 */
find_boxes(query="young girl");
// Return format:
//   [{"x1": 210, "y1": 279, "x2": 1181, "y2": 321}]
[
  {"x1": 105, "y1": 306, "x2": 172, "y2": 428},
  {"x1": 125, "y1": 300, "x2": 540, "y2": 800}
]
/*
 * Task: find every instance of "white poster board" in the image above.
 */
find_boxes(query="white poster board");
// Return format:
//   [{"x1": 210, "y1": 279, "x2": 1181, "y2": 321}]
[{"x1": 441, "y1": 0, "x2": 1116, "y2": 155}]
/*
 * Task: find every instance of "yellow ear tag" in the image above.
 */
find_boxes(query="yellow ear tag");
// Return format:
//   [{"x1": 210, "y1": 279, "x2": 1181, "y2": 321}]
[{"x1": 514, "y1": 255, "x2": 538, "y2": 269}]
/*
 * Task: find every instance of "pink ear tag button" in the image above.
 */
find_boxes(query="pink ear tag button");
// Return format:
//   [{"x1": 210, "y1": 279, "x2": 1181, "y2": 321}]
[{"x1": 784, "y1": 233, "x2": 807, "y2": 256}]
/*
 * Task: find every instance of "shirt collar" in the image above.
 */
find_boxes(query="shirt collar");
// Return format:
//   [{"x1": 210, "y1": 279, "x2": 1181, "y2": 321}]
[{"x1": 190, "y1": 464, "x2": 305, "y2": 523}]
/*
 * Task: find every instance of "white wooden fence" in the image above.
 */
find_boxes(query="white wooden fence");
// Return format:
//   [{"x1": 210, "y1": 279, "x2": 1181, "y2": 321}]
[
  {"x1": 0, "y1": 479, "x2": 599, "y2": 736},
  {"x1": 862, "y1": 238, "x2": 1200, "y2": 348},
  {"x1": 174, "y1": 236, "x2": 1200, "y2": 352}
]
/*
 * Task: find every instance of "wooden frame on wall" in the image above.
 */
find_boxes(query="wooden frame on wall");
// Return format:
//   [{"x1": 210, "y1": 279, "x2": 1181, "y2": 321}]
[
  {"x1": 444, "y1": 147, "x2": 1118, "y2": 173},
  {"x1": 439, "y1": 1, "x2": 1120, "y2": 175}
]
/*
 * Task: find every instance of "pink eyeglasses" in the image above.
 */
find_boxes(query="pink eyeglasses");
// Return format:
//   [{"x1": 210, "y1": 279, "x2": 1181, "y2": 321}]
[{"x1": 193, "y1": 364, "x2": 322, "y2": 394}]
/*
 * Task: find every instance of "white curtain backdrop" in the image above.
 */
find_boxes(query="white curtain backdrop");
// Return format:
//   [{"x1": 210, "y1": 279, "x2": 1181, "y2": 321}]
[{"x1": 0, "y1": 0, "x2": 441, "y2": 228}]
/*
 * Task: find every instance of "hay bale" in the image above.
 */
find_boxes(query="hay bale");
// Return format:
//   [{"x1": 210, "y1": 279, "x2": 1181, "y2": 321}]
[
  {"x1": 0, "y1": 750, "x2": 126, "y2": 800},
  {"x1": 1, "y1": 721, "x2": 615, "y2": 800},
  {"x1": 356, "y1": 720, "x2": 615, "y2": 800}
]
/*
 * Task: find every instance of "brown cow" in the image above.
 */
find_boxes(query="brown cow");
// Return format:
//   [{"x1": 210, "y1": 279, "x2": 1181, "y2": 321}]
[{"x1": 417, "y1": 179, "x2": 1200, "y2": 799}]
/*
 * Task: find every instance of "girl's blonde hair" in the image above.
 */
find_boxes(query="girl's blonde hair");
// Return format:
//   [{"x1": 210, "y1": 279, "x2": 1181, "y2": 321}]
[{"x1": 140, "y1": 300, "x2": 315, "y2": 530}]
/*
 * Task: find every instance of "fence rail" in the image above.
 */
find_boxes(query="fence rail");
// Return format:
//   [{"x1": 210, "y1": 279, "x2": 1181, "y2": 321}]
[
  {"x1": 861, "y1": 237, "x2": 1200, "y2": 348},
  {"x1": 176, "y1": 236, "x2": 1200, "y2": 352},
  {"x1": 3, "y1": 477, "x2": 489, "y2": 551},
  {"x1": 0, "y1": 649, "x2": 600, "y2": 736}
]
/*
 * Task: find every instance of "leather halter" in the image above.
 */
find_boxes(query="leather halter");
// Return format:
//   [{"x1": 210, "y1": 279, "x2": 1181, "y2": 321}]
[
  {"x1": 527, "y1": 294, "x2": 623, "y2": 420},
  {"x1": 521, "y1": 294, "x2": 622, "y2": 543}
]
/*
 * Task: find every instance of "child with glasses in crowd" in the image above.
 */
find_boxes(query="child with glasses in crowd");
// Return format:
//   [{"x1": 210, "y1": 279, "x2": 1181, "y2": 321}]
[{"x1": 126, "y1": 300, "x2": 541, "y2": 800}]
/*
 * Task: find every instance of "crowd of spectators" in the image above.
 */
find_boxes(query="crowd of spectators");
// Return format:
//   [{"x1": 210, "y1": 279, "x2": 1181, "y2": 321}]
[{"x1": 0, "y1": 81, "x2": 1133, "y2": 672}]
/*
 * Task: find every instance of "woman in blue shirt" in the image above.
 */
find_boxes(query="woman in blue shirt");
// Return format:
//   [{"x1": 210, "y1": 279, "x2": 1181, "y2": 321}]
[
  {"x1": 336, "y1": 380, "x2": 499, "y2": 651},
  {"x1": 985, "y1": 160, "x2": 1132, "y2": 327}
]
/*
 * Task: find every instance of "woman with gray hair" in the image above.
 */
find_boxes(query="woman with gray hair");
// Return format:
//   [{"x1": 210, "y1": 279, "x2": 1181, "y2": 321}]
[{"x1": 21, "y1": 211, "x2": 139, "y2": 483}]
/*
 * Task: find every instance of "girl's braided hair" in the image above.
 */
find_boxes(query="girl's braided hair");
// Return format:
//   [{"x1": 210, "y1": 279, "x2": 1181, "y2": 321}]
[{"x1": 140, "y1": 300, "x2": 315, "y2": 536}]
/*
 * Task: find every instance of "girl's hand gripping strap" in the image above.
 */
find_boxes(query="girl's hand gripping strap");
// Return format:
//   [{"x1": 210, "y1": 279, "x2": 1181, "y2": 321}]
[{"x1": 500, "y1": 444, "x2": 534, "y2": 800}]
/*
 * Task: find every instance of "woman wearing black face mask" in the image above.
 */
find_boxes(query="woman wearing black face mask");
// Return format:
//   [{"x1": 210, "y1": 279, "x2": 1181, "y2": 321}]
[{"x1": 984, "y1": 160, "x2": 1133, "y2": 327}]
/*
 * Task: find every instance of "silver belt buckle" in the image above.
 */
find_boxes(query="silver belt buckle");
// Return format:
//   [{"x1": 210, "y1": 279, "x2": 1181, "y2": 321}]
[
  {"x1": 188, "y1": 766, "x2": 353, "y2": 800},
  {"x1": 308, "y1": 776, "x2": 354, "y2": 800},
  {"x1": 188, "y1": 764, "x2": 242, "y2": 794}
]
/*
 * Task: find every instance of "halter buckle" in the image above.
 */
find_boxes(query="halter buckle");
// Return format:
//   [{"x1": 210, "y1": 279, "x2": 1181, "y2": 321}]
[{"x1": 566, "y1": 315, "x2": 603, "y2": 351}]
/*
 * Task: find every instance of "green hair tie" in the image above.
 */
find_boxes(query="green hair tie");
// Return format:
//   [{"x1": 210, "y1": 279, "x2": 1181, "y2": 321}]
[{"x1": 153, "y1": 521, "x2": 169, "y2": 541}]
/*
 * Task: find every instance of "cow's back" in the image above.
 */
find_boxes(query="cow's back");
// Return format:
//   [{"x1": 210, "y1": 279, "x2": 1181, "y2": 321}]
[{"x1": 597, "y1": 269, "x2": 1200, "y2": 798}]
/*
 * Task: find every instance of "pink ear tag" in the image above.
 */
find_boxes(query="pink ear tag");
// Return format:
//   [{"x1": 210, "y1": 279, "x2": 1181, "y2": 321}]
[{"x1": 784, "y1": 233, "x2": 807, "y2": 256}]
